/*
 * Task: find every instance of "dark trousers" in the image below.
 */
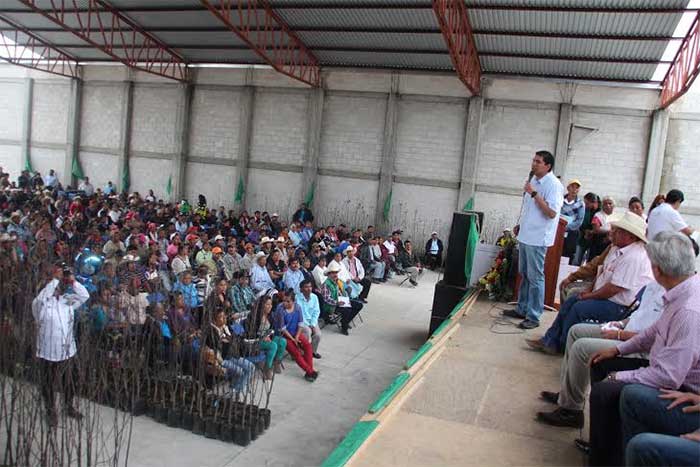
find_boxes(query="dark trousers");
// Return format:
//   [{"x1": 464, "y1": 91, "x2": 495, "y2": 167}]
[
  {"x1": 563, "y1": 231, "x2": 579, "y2": 263},
  {"x1": 41, "y1": 357, "x2": 76, "y2": 414},
  {"x1": 425, "y1": 253, "x2": 441, "y2": 269},
  {"x1": 358, "y1": 278, "x2": 371, "y2": 300},
  {"x1": 589, "y1": 380, "x2": 629, "y2": 466},
  {"x1": 591, "y1": 357, "x2": 649, "y2": 383},
  {"x1": 338, "y1": 301, "x2": 363, "y2": 331}
]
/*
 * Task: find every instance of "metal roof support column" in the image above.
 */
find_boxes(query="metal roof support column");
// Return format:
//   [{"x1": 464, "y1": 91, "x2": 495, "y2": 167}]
[
  {"x1": 458, "y1": 96, "x2": 483, "y2": 210},
  {"x1": 554, "y1": 103, "x2": 573, "y2": 180},
  {"x1": 173, "y1": 82, "x2": 193, "y2": 202},
  {"x1": 65, "y1": 76, "x2": 83, "y2": 187},
  {"x1": 117, "y1": 78, "x2": 134, "y2": 193},
  {"x1": 642, "y1": 109, "x2": 670, "y2": 207},
  {"x1": 302, "y1": 86, "x2": 325, "y2": 210},
  {"x1": 21, "y1": 77, "x2": 33, "y2": 173},
  {"x1": 375, "y1": 73, "x2": 400, "y2": 233},
  {"x1": 235, "y1": 82, "x2": 255, "y2": 212}
]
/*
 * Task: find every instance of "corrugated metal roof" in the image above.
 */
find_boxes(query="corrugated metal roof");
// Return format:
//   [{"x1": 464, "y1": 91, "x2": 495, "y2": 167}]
[{"x1": 0, "y1": 0, "x2": 693, "y2": 84}]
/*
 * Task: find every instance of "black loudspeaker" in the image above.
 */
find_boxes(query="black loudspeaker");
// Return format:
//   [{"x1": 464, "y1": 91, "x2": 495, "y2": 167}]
[
  {"x1": 443, "y1": 211, "x2": 483, "y2": 288},
  {"x1": 429, "y1": 280, "x2": 469, "y2": 336}
]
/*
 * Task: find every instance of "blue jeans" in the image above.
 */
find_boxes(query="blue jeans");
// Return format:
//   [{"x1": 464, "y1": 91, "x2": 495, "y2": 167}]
[
  {"x1": 620, "y1": 384, "x2": 700, "y2": 448},
  {"x1": 516, "y1": 243, "x2": 546, "y2": 323},
  {"x1": 541, "y1": 294, "x2": 625, "y2": 353},
  {"x1": 222, "y1": 357, "x2": 255, "y2": 393},
  {"x1": 626, "y1": 433, "x2": 700, "y2": 466}
]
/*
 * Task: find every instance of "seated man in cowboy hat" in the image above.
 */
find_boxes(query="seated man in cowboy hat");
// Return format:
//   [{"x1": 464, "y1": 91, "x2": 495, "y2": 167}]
[
  {"x1": 320, "y1": 262, "x2": 362, "y2": 335},
  {"x1": 526, "y1": 211, "x2": 653, "y2": 354}
]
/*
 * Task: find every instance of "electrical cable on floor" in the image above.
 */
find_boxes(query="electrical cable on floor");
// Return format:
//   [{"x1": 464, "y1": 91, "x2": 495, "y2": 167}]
[{"x1": 488, "y1": 303, "x2": 525, "y2": 335}]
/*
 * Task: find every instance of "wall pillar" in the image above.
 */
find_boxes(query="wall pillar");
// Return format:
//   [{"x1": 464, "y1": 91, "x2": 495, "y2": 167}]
[
  {"x1": 21, "y1": 77, "x2": 34, "y2": 172},
  {"x1": 117, "y1": 79, "x2": 134, "y2": 193},
  {"x1": 65, "y1": 76, "x2": 83, "y2": 187},
  {"x1": 642, "y1": 109, "x2": 670, "y2": 205},
  {"x1": 234, "y1": 85, "x2": 255, "y2": 211},
  {"x1": 172, "y1": 82, "x2": 193, "y2": 202},
  {"x1": 457, "y1": 96, "x2": 483, "y2": 210},
  {"x1": 375, "y1": 73, "x2": 400, "y2": 233},
  {"x1": 554, "y1": 103, "x2": 573, "y2": 180},
  {"x1": 301, "y1": 86, "x2": 325, "y2": 209}
]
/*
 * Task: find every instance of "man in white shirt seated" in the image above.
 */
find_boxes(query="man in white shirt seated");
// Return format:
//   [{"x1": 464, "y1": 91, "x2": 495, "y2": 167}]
[
  {"x1": 250, "y1": 252, "x2": 275, "y2": 296},
  {"x1": 43, "y1": 169, "x2": 58, "y2": 188},
  {"x1": 32, "y1": 265, "x2": 90, "y2": 427},
  {"x1": 647, "y1": 189, "x2": 694, "y2": 240},
  {"x1": 78, "y1": 176, "x2": 95, "y2": 196},
  {"x1": 534, "y1": 281, "x2": 665, "y2": 429}
]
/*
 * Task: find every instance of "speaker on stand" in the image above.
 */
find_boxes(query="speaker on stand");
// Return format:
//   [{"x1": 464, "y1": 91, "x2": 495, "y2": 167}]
[{"x1": 428, "y1": 211, "x2": 483, "y2": 336}]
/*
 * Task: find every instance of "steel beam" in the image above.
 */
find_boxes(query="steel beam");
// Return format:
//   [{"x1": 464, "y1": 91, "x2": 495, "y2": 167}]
[
  {"x1": 0, "y1": 15, "x2": 78, "y2": 78},
  {"x1": 660, "y1": 12, "x2": 700, "y2": 108},
  {"x1": 433, "y1": 0, "x2": 481, "y2": 94},
  {"x1": 199, "y1": 0, "x2": 320, "y2": 87},
  {"x1": 16, "y1": 0, "x2": 188, "y2": 82}
]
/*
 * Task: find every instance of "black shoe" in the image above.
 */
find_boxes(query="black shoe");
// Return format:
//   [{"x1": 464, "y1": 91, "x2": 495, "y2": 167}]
[
  {"x1": 340, "y1": 328, "x2": 349, "y2": 336},
  {"x1": 304, "y1": 372, "x2": 315, "y2": 382},
  {"x1": 311, "y1": 370, "x2": 319, "y2": 380},
  {"x1": 536, "y1": 408, "x2": 584, "y2": 428},
  {"x1": 313, "y1": 352, "x2": 322, "y2": 359},
  {"x1": 574, "y1": 438, "x2": 590, "y2": 455},
  {"x1": 519, "y1": 319, "x2": 540, "y2": 330},
  {"x1": 502, "y1": 308, "x2": 526, "y2": 320},
  {"x1": 360, "y1": 298, "x2": 368, "y2": 303},
  {"x1": 540, "y1": 391, "x2": 559, "y2": 405},
  {"x1": 409, "y1": 279, "x2": 418, "y2": 287}
]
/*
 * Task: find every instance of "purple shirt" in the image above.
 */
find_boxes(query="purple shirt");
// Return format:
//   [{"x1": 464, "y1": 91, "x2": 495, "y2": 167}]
[{"x1": 616, "y1": 274, "x2": 700, "y2": 392}]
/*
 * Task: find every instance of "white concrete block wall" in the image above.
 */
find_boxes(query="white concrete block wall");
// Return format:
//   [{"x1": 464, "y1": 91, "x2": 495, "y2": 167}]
[
  {"x1": 567, "y1": 110, "x2": 649, "y2": 204},
  {"x1": 388, "y1": 183, "x2": 458, "y2": 245},
  {"x1": 478, "y1": 101, "x2": 559, "y2": 189},
  {"x1": 131, "y1": 85, "x2": 180, "y2": 154},
  {"x1": 80, "y1": 84, "x2": 124, "y2": 150},
  {"x1": 663, "y1": 118, "x2": 700, "y2": 211},
  {"x1": 394, "y1": 98, "x2": 466, "y2": 182},
  {"x1": 247, "y1": 169, "x2": 303, "y2": 219},
  {"x1": 185, "y1": 161, "x2": 237, "y2": 209},
  {"x1": 0, "y1": 145, "x2": 22, "y2": 179},
  {"x1": 314, "y1": 175, "x2": 379, "y2": 229},
  {"x1": 250, "y1": 90, "x2": 309, "y2": 166},
  {"x1": 474, "y1": 191, "x2": 523, "y2": 243},
  {"x1": 0, "y1": 80, "x2": 25, "y2": 141},
  {"x1": 189, "y1": 88, "x2": 241, "y2": 159},
  {"x1": 30, "y1": 147, "x2": 66, "y2": 182},
  {"x1": 319, "y1": 94, "x2": 386, "y2": 174},
  {"x1": 31, "y1": 82, "x2": 70, "y2": 145},
  {"x1": 129, "y1": 157, "x2": 173, "y2": 201},
  {"x1": 79, "y1": 151, "x2": 118, "y2": 190}
]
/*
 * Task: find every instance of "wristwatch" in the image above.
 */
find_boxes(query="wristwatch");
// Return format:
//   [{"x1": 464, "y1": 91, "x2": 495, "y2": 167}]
[
  {"x1": 607, "y1": 372, "x2": 617, "y2": 381},
  {"x1": 530, "y1": 191, "x2": 538, "y2": 198}
]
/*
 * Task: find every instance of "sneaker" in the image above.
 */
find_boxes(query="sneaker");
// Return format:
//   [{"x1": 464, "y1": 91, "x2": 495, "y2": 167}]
[
  {"x1": 273, "y1": 360, "x2": 282, "y2": 374},
  {"x1": 502, "y1": 309, "x2": 526, "y2": 320},
  {"x1": 518, "y1": 319, "x2": 540, "y2": 330},
  {"x1": 313, "y1": 352, "x2": 322, "y2": 359},
  {"x1": 574, "y1": 438, "x2": 590, "y2": 455},
  {"x1": 304, "y1": 373, "x2": 315, "y2": 382},
  {"x1": 540, "y1": 391, "x2": 559, "y2": 405},
  {"x1": 536, "y1": 408, "x2": 584, "y2": 428}
]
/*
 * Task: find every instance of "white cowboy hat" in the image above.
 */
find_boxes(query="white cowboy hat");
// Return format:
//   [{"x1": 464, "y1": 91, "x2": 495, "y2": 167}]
[
  {"x1": 343, "y1": 245, "x2": 354, "y2": 255},
  {"x1": 609, "y1": 211, "x2": 648, "y2": 243},
  {"x1": 325, "y1": 262, "x2": 341, "y2": 274},
  {"x1": 276, "y1": 236, "x2": 285, "y2": 243},
  {"x1": 260, "y1": 236, "x2": 272, "y2": 244},
  {"x1": 255, "y1": 251, "x2": 267, "y2": 260}
]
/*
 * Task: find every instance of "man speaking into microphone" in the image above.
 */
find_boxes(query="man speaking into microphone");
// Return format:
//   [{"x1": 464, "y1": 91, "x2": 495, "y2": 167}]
[{"x1": 503, "y1": 150, "x2": 564, "y2": 329}]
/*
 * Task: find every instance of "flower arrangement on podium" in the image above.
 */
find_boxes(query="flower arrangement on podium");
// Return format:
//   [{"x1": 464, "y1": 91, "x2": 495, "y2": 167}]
[{"x1": 478, "y1": 229, "x2": 517, "y2": 301}]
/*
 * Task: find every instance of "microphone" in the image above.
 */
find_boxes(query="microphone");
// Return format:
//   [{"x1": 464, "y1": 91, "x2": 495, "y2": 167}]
[{"x1": 524, "y1": 170, "x2": 534, "y2": 195}]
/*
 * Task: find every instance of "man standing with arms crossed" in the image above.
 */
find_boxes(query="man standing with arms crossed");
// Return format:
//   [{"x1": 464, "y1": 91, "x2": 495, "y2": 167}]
[{"x1": 503, "y1": 151, "x2": 564, "y2": 329}]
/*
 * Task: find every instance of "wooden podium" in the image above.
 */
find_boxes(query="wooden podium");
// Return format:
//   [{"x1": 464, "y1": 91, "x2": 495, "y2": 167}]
[{"x1": 513, "y1": 217, "x2": 568, "y2": 309}]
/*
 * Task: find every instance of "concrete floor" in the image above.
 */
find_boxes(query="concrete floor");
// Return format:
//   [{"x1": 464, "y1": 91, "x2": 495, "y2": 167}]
[
  {"x1": 123, "y1": 270, "x2": 441, "y2": 467},
  {"x1": 353, "y1": 298, "x2": 587, "y2": 467}
]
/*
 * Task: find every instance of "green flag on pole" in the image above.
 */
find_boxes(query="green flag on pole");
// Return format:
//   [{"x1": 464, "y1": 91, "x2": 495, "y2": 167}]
[
  {"x1": 304, "y1": 182, "x2": 315, "y2": 206},
  {"x1": 382, "y1": 189, "x2": 392, "y2": 223},
  {"x1": 234, "y1": 175, "x2": 245, "y2": 203},
  {"x1": 463, "y1": 198, "x2": 479, "y2": 284},
  {"x1": 24, "y1": 155, "x2": 33, "y2": 173},
  {"x1": 166, "y1": 175, "x2": 172, "y2": 197},
  {"x1": 121, "y1": 163, "x2": 130, "y2": 193},
  {"x1": 71, "y1": 154, "x2": 84, "y2": 180}
]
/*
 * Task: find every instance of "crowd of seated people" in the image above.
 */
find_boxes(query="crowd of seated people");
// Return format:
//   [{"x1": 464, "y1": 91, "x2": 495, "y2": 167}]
[
  {"x1": 0, "y1": 166, "x2": 437, "y2": 387},
  {"x1": 521, "y1": 188, "x2": 700, "y2": 466}
]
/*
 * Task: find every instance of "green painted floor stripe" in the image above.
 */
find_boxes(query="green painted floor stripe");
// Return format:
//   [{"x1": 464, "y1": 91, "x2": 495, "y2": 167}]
[
  {"x1": 321, "y1": 420, "x2": 380, "y2": 467},
  {"x1": 368, "y1": 372, "x2": 411, "y2": 414},
  {"x1": 404, "y1": 341, "x2": 434, "y2": 370},
  {"x1": 429, "y1": 319, "x2": 452, "y2": 340}
]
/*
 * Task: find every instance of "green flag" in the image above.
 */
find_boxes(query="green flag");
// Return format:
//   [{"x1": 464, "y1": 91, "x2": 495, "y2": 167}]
[
  {"x1": 463, "y1": 198, "x2": 479, "y2": 283},
  {"x1": 71, "y1": 154, "x2": 84, "y2": 180},
  {"x1": 24, "y1": 155, "x2": 33, "y2": 173},
  {"x1": 166, "y1": 175, "x2": 172, "y2": 197},
  {"x1": 234, "y1": 175, "x2": 245, "y2": 203},
  {"x1": 382, "y1": 189, "x2": 392, "y2": 223},
  {"x1": 304, "y1": 182, "x2": 315, "y2": 206},
  {"x1": 121, "y1": 163, "x2": 130, "y2": 193}
]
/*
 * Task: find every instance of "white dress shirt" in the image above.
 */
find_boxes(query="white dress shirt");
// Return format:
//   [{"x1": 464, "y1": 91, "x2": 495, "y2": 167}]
[
  {"x1": 32, "y1": 279, "x2": 90, "y2": 362},
  {"x1": 517, "y1": 171, "x2": 564, "y2": 247}
]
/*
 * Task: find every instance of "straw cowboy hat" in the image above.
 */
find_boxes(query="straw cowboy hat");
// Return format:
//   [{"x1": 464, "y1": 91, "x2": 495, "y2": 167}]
[
  {"x1": 325, "y1": 262, "x2": 341, "y2": 275},
  {"x1": 343, "y1": 245, "x2": 354, "y2": 255},
  {"x1": 609, "y1": 211, "x2": 648, "y2": 243},
  {"x1": 255, "y1": 251, "x2": 267, "y2": 260},
  {"x1": 260, "y1": 236, "x2": 272, "y2": 244}
]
